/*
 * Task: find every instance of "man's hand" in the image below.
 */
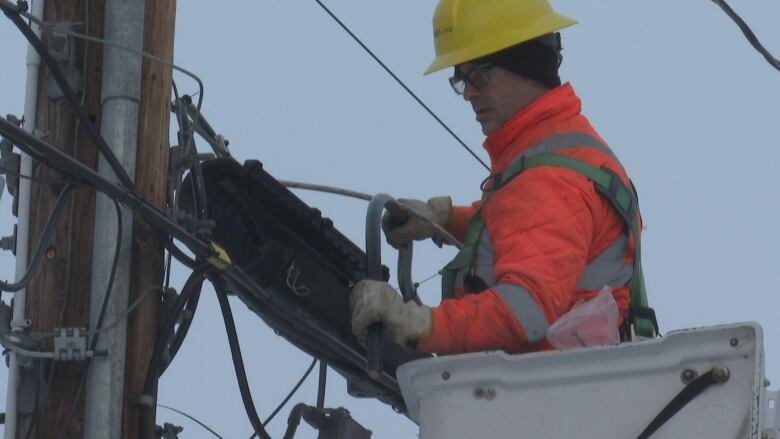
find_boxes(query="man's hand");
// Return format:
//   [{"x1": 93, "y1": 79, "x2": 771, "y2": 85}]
[
  {"x1": 382, "y1": 196, "x2": 452, "y2": 248},
  {"x1": 350, "y1": 280, "x2": 432, "y2": 351}
]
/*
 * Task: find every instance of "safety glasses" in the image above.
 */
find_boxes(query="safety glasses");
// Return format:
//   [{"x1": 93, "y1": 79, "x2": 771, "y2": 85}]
[{"x1": 449, "y1": 64, "x2": 494, "y2": 95}]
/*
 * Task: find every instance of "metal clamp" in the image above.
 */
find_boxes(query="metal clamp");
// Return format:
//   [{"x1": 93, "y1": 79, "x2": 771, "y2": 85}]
[
  {"x1": 10, "y1": 318, "x2": 32, "y2": 330},
  {"x1": 53, "y1": 327, "x2": 88, "y2": 361}
]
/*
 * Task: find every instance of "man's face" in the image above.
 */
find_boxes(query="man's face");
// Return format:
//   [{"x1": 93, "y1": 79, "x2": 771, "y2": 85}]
[{"x1": 455, "y1": 63, "x2": 547, "y2": 136}]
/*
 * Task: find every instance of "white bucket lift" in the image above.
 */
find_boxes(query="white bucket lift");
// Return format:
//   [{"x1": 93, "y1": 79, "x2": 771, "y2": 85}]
[{"x1": 398, "y1": 323, "x2": 780, "y2": 439}]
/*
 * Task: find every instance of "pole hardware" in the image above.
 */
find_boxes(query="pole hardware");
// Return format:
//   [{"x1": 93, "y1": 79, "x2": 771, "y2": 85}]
[
  {"x1": 155, "y1": 422, "x2": 183, "y2": 439},
  {"x1": 10, "y1": 318, "x2": 32, "y2": 330},
  {"x1": 0, "y1": 227, "x2": 15, "y2": 254},
  {"x1": 1, "y1": 132, "x2": 21, "y2": 216},
  {"x1": 42, "y1": 22, "x2": 84, "y2": 99},
  {"x1": 165, "y1": 206, "x2": 215, "y2": 239},
  {"x1": 52, "y1": 327, "x2": 90, "y2": 360},
  {"x1": 130, "y1": 393, "x2": 155, "y2": 408},
  {"x1": 0, "y1": 301, "x2": 11, "y2": 331},
  {"x1": 173, "y1": 96, "x2": 231, "y2": 159}
]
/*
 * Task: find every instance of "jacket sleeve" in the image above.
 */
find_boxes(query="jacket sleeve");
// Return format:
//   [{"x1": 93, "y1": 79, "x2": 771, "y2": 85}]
[{"x1": 417, "y1": 167, "x2": 600, "y2": 354}]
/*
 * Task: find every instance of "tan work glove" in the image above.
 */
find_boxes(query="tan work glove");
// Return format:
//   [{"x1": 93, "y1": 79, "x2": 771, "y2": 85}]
[
  {"x1": 382, "y1": 196, "x2": 452, "y2": 248},
  {"x1": 350, "y1": 280, "x2": 432, "y2": 351}
]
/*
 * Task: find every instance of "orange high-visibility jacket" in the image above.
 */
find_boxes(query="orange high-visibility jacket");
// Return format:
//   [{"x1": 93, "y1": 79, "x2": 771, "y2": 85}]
[{"x1": 416, "y1": 84, "x2": 637, "y2": 355}]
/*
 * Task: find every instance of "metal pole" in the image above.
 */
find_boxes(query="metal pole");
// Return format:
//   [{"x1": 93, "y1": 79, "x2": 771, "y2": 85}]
[
  {"x1": 4, "y1": 0, "x2": 45, "y2": 435},
  {"x1": 83, "y1": 0, "x2": 145, "y2": 437}
]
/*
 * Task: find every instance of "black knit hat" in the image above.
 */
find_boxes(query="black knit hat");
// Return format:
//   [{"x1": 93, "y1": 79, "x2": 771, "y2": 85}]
[{"x1": 478, "y1": 33, "x2": 563, "y2": 89}]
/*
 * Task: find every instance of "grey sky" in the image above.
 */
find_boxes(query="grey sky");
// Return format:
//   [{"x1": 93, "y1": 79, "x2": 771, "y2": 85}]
[{"x1": 1, "y1": 1, "x2": 779, "y2": 437}]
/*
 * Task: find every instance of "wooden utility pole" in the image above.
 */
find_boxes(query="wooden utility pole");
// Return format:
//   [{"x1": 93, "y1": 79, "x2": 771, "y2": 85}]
[
  {"x1": 17, "y1": 0, "x2": 176, "y2": 437},
  {"x1": 21, "y1": 1, "x2": 105, "y2": 436},
  {"x1": 123, "y1": 0, "x2": 177, "y2": 437}
]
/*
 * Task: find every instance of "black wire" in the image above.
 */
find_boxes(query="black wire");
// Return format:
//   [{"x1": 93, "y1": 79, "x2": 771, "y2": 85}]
[
  {"x1": 172, "y1": 79, "x2": 180, "y2": 103},
  {"x1": 0, "y1": 184, "x2": 75, "y2": 292},
  {"x1": 23, "y1": 358, "x2": 40, "y2": 439},
  {"x1": 139, "y1": 267, "x2": 208, "y2": 439},
  {"x1": 711, "y1": 0, "x2": 780, "y2": 72},
  {"x1": 316, "y1": 362, "x2": 326, "y2": 409},
  {"x1": 313, "y1": 0, "x2": 490, "y2": 172},
  {"x1": 157, "y1": 229, "x2": 198, "y2": 269},
  {"x1": 0, "y1": 165, "x2": 85, "y2": 185},
  {"x1": 54, "y1": 198, "x2": 124, "y2": 439},
  {"x1": 259, "y1": 358, "x2": 317, "y2": 432},
  {"x1": 213, "y1": 280, "x2": 272, "y2": 439},
  {"x1": 0, "y1": 1, "x2": 136, "y2": 189},
  {"x1": 157, "y1": 404, "x2": 224, "y2": 439},
  {"x1": 2, "y1": 116, "x2": 206, "y2": 269},
  {"x1": 89, "y1": 198, "x2": 124, "y2": 349},
  {"x1": 159, "y1": 285, "x2": 202, "y2": 375}
]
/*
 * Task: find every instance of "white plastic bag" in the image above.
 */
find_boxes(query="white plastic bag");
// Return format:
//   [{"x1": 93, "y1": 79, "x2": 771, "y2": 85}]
[{"x1": 546, "y1": 286, "x2": 620, "y2": 350}]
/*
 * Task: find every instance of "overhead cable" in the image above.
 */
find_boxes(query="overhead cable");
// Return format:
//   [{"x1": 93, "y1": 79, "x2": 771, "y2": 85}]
[
  {"x1": 0, "y1": 117, "x2": 215, "y2": 261},
  {"x1": 139, "y1": 267, "x2": 208, "y2": 439},
  {"x1": 313, "y1": 0, "x2": 490, "y2": 172},
  {"x1": 160, "y1": 284, "x2": 202, "y2": 374},
  {"x1": 213, "y1": 279, "x2": 273, "y2": 439},
  {"x1": 29, "y1": 286, "x2": 164, "y2": 341},
  {"x1": 316, "y1": 362, "x2": 327, "y2": 409},
  {"x1": 253, "y1": 358, "x2": 318, "y2": 435},
  {"x1": 710, "y1": 0, "x2": 780, "y2": 72},
  {"x1": 0, "y1": 184, "x2": 75, "y2": 292},
  {"x1": 280, "y1": 179, "x2": 462, "y2": 248}
]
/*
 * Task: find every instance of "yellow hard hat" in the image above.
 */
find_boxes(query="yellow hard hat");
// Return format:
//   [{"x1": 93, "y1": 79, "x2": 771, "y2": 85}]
[{"x1": 425, "y1": 0, "x2": 577, "y2": 75}]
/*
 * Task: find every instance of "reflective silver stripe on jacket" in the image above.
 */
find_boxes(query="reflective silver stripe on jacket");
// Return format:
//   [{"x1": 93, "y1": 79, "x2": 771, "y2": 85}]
[
  {"x1": 521, "y1": 132, "x2": 617, "y2": 162},
  {"x1": 457, "y1": 131, "x2": 631, "y2": 339},
  {"x1": 575, "y1": 235, "x2": 633, "y2": 291},
  {"x1": 473, "y1": 231, "x2": 495, "y2": 286},
  {"x1": 493, "y1": 283, "x2": 549, "y2": 342}
]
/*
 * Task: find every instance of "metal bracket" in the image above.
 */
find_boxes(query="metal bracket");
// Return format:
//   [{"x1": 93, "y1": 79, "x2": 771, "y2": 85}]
[
  {"x1": 53, "y1": 327, "x2": 88, "y2": 361},
  {"x1": 10, "y1": 318, "x2": 32, "y2": 330},
  {"x1": 42, "y1": 22, "x2": 84, "y2": 99},
  {"x1": 1, "y1": 226, "x2": 17, "y2": 254},
  {"x1": 131, "y1": 393, "x2": 156, "y2": 408},
  {"x1": 165, "y1": 207, "x2": 214, "y2": 239}
]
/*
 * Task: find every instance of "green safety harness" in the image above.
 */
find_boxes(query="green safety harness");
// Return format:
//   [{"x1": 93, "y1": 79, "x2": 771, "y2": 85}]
[{"x1": 441, "y1": 152, "x2": 659, "y2": 340}]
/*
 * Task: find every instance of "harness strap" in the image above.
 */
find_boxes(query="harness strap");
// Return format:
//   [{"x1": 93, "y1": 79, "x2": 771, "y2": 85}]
[
  {"x1": 440, "y1": 133, "x2": 658, "y2": 339},
  {"x1": 507, "y1": 153, "x2": 656, "y2": 339},
  {"x1": 441, "y1": 212, "x2": 486, "y2": 299}
]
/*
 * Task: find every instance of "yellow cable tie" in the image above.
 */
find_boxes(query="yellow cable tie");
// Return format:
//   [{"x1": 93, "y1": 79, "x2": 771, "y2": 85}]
[{"x1": 206, "y1": 242, "x2": 232, "y2": 270}]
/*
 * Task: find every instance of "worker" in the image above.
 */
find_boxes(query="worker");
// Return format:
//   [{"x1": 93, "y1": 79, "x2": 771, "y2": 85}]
[{"x1": 350, "y1": 0, "x2": 656, "y2": 355}]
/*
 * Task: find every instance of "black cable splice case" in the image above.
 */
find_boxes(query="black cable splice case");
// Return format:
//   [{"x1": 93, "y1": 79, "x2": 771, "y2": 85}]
[{"x1": 181, "y1": 158, "x2": 427, "y2": 412}]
